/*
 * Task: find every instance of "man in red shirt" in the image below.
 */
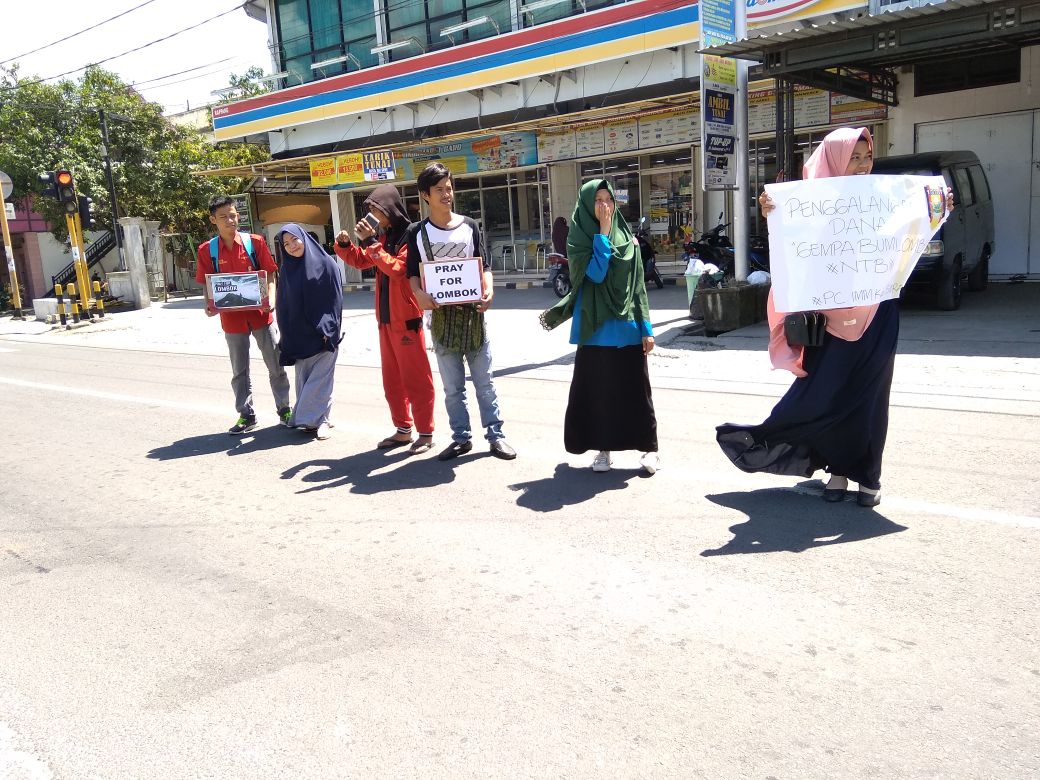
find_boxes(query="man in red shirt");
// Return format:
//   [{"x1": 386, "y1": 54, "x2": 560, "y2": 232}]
[{"x1": 196, "y1": 195, "x2": 291, "y2": 434}]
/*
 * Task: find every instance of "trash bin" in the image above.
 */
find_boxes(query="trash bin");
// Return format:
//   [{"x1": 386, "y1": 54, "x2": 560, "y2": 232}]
[{"x1": 684, "y1": 273, "x2": 701, "y2": 308}]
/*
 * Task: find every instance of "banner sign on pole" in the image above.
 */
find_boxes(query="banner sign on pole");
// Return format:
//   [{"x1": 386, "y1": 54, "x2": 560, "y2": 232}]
[
  {"x1": 700, "y1": 0, "x2": 739, "y2": 190},
  {"x1": 764, "y1": 174, "x2": 950, "y2": 312},
  {"x1": 230, "y1": 193, "x2": 254, "y2": 232}
]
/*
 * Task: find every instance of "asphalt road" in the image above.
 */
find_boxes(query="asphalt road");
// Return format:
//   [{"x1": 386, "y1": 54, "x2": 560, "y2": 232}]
[{"x1": 1, "y1": 287, "x2": 1038, "y2": 779}]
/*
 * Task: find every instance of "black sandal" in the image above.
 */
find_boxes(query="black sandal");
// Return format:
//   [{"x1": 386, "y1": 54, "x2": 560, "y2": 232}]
[
  {"x1": 408, "y1": 437, "x2": 435, "y2": 455},
  {"x1": 377, "y1": 435, "x2": 412, "y2": 450}
]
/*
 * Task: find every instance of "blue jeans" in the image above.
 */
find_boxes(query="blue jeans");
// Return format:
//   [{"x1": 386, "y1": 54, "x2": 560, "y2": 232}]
[{"x1": 434, "y1": 337, "x2": 504, "y2": 443}]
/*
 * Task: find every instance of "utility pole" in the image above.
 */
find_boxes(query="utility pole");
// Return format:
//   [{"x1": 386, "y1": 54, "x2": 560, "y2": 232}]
[
  {"x1": 99, "y1": 109, "x2": 125, "y2": 270},
  {"x1": 0, "y1": 170, "x2": 25, "y2": 319}
]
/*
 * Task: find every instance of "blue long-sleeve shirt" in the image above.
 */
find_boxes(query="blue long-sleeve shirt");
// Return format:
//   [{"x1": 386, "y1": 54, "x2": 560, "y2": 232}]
[{"x1": 570, "y1": 234, "x2": 653, "y2": 346}]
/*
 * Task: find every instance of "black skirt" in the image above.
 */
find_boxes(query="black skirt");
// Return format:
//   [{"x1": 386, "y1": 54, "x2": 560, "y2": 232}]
[
  {"x1": 565, "y1": 344, "x2": 658, "y2": 454},
  {"x1": 716, "y1": 300, "x2": 899, "y2": 490}
]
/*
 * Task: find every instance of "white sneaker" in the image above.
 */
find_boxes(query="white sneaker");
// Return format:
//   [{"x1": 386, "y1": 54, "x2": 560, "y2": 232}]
[
  {"x1": 592, "y1": 451, "x2": 612, "y2": 472},
  {"x1": 640, "y1": 452, "x2": 660, "y2": 475},
  {"x1": 315, "y1": 422, "x2": 331, "y2": 440}
]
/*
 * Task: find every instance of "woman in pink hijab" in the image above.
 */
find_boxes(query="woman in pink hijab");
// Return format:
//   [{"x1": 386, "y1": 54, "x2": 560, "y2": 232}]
[{"x1": 716, "y1": 127, "x2": 899, "y2": 508}]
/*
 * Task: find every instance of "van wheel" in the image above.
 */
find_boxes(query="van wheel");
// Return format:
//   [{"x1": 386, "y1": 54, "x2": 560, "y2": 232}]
[
  {"x1": 967, "y1": 251, "x2": 989, "y2": 292},
  {"x1": 936, "y1": 258, "x2": 963, "y2": 311},
  {"x1": 553, "y1": 273, "x2": 571, "y2": 298}
]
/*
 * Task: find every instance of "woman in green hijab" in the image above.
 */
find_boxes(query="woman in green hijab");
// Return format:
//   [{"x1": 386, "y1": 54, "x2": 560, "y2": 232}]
[{"x1": 541, "y1": 180, "x2": 659, "y2": 474}]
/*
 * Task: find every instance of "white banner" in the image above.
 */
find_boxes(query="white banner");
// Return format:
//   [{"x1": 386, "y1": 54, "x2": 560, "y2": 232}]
[
  {"x1": 420, "y1": 257, "x2": 484, "y2": 305},
  {"x1": 765, "y1": 174, "x2": 950, "y2": 312}
]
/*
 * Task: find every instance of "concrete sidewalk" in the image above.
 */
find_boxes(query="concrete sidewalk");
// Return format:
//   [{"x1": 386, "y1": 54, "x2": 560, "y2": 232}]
[{"x1": 2, "y1": 281, "x2": 1038, "y2": 415}]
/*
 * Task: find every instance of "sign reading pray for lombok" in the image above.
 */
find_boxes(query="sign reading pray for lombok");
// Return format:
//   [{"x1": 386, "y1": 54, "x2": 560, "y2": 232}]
[
  {"x1": 764, "y1": 175, "x2": 950, "y2": 312},
  {"x1": 420, "y1": 257, "x2": 484, "y2": 305}
]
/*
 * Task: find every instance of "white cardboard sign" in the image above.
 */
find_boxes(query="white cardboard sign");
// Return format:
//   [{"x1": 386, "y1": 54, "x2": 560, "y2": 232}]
[
  {"x1": 420, "y1": 257, "x2": 484, "y2": 305},
  {"x1": 765, "y1": 174, "x2": 950, "y2": 312}
]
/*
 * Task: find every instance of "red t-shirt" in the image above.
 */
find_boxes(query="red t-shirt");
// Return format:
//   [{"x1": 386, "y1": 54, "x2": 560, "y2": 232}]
[{"x1": 196, "y1": 232, "x2": 278, "y2": 334}]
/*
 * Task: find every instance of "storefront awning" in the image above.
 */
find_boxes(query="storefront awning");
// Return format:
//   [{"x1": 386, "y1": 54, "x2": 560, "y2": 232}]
[
  {"x1": 196, "y1": 92, "x2": 697, "y2": 188},
  {"x1": 700, "y1": 0, "x2": 1040, "y2": 100}
]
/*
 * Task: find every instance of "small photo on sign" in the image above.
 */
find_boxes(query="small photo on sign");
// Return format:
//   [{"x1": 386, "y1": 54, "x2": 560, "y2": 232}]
[
  {"x1": 206, "y1": 271, "x2": 269, "y2": 311},
  {"x1": 419, "y1": 257, "x2": 484, "y2": 305}
]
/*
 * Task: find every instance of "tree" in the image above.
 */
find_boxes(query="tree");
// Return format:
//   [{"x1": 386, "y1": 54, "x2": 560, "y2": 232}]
[
  {"x1": 0, "y1": 64, "x2": 269, "y2": 243},
  {"x1": 218, "y1": 66, "x2": 270, "y2": 104}
]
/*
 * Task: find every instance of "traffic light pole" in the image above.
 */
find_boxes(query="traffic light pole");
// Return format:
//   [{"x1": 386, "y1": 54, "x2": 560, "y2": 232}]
[
  {"x1": 99, "y1": 110, "x2": 125, "y2": 270},
  {"x1": 0, "y1": 188, "x2": 24, "y2": 319},
  {"x1": 64, "y1": 212, "x2": 92, "y2": 313}
]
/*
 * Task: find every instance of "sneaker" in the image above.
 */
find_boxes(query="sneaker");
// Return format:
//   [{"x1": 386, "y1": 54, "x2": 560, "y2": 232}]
[
  {"x1": 438, "y1": 440, "x2": 473, "y2": 461},
  {"x1": 315, "y1": 422, "x2": 332, "y2": 440},
  {"x1": 639, "y1": 452, "x2": 660, "y2": 475},
  {"x1": 278, "y1": 407, "x2": 294, "y2": 427},
  {"x1": 228, "y1": 415, "x2": 257, "y2": 435},
  {"x1": 591, "y1": 451, "x2": 612, "y2": 472}
]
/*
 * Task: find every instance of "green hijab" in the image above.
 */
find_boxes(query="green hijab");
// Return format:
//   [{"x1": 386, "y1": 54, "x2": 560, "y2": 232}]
[{"x1": 540, "y1": 179, "x2": 650, "y2": 344}]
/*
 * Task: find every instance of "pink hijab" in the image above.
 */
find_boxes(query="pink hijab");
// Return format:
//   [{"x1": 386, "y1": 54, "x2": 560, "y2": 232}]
[{"x1": 767, "y1": 127, "x2": 880, "y2": 376}]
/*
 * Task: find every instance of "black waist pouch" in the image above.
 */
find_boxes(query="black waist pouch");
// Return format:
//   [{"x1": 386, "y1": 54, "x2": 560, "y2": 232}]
[{"x1": 783, "y1": 311, "x2": 828, "y2": 347}]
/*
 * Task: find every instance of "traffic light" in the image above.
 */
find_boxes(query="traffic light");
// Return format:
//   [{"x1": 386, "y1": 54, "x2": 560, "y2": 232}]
[
  {"x1": 78, "y1": 195, "x2": 97, "y2": 230},
  {"x1": 55, "y1": 170, "x2": 77, "y2": 215},
  {"x1": 39, "y1": 171, "x2": 59, "y2": 200}
]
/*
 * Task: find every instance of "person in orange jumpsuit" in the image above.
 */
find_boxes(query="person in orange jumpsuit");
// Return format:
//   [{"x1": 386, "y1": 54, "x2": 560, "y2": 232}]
[{"x1": 335, "y1": 184, "x2": 436, "y2": 455}]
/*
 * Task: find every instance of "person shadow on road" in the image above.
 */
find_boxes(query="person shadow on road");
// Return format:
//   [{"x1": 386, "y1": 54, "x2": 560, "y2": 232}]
[
  {"x1": 701, "y1": 485, "x2": 907, "y2": 556},
  {"x1": 508, "y1": 463, "x2": 644, "y2": 512},
  {"x1": 282, "y1": 449, "x2": 457, "y2": 494}
]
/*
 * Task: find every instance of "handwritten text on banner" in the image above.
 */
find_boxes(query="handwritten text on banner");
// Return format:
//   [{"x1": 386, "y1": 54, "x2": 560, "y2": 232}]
[{"x1": 765, "y1": 174, "x2": 950, "y2": 312}]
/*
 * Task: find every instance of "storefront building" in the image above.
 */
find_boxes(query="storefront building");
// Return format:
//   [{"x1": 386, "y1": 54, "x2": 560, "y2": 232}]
[{"x1": 212, "y1": 0, "x2": 1038, "y2": 279}]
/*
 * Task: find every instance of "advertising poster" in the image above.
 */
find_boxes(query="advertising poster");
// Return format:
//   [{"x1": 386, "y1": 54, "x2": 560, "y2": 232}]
[
  {"x1": 397, "y1": 133, "x2": 538, "y2": 180},
  {"x1": 537, "y1": 129, "x2": 578, "y2": 162},
  {"x1": 336, "y1": 154, "x2": 365, "y2": 185},
  {"x1": 309, "y1": 158, "x2": 337, "y2": 188},
  {"x1": 637, "y1": 106, "x2": 698, "y2": 148},
  {"x1": 363, "y1": 150, "x2": 396, "y2": 181},
  {"x1": 576, "y1": 124, "x2": 606, "y2": 157},
  {"x1": 604, "y1": 119, "x2": 639, "y2": 153},
  {"x1": 830, "y1": 93, "x2": 889, "y2": 124},
  {"x1": 764, "y1": 175, "x2": 950, "y2": 312}
]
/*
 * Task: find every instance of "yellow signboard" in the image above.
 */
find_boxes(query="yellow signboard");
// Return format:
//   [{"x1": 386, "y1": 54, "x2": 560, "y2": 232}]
[
  {"x1": 336, "y1": 154, "x2": 365, "y2": 185},
  {"x1": 309, "y1": 158, "x2": 337, "y2": 187}
]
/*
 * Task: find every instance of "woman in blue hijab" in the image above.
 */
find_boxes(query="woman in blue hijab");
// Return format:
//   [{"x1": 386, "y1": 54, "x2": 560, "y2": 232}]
[{"x1": 276, "y1": 224, "x2": 343, "y2": 440}]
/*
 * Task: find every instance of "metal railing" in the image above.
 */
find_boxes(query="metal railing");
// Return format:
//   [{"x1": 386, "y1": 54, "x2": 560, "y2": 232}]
[{"x1": 49, "y1": 230, "x2": 117, "y2": 293}]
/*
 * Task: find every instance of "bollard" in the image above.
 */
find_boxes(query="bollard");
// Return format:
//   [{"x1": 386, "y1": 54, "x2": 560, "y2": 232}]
[
  {"x1": 92, "y1": 280, "x2": 105, "y2": 318},
  {"x1": 54, "y1": 283, "x2": 69, "y2": 329},
  {"x1": 67, "y1": 282, "x2": 80, "y2": 324}
]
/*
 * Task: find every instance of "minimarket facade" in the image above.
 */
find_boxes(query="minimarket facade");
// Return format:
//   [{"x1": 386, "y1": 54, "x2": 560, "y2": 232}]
[{"x1": 210, "y1": 0, "x2": 1039, "y2": 280}]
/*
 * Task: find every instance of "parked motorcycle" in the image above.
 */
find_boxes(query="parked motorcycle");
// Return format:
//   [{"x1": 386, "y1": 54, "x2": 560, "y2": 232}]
[
  {"x1": 635, "y1": 217, "x2": 664, "y2": 289},
  {"x1": 685, "y1": 212, "x2": 770, "y2": 275},
  {"x1": 547, "y1": 250, "x2": 571, "y2": 298}
]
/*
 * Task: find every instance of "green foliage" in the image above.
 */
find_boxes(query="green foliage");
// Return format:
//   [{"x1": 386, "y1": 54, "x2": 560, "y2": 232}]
[
  {"x1": 218, "y1": 66, "x2": 271, "y2": 104},
  {"x1": 0, "y1": 64, "x2": 269, "y2": 242}
]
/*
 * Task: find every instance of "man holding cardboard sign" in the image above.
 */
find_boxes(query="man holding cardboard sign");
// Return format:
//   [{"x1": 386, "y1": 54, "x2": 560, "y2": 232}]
[
  {"x1": 196, "y1": 195, "x2": 291, "y2": 435},
  {"x1": 406, "y1": 162, "x2": 516, "y2": 462}
]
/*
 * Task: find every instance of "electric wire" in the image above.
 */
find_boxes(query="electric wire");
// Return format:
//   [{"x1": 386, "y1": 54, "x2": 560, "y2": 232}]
[
  {"x1": 0, "y1": 0, "x2": 161, "y2": 65},
  {"x1": 39, "y1": 3, "x2": 247, "y2": 82}
]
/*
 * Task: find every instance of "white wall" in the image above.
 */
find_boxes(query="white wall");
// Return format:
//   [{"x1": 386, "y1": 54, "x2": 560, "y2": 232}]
[{"x1": 886, "y1": 46, "x2": 1039, "y2": 155}]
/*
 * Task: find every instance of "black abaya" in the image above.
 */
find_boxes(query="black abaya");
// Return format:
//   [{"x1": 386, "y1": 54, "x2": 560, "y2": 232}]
[
  {"x1": 716, "y1": 299, "x2": 899, "y2": 490},
  {"x1": 565, "y1": 345, "x2": 658, "y2": 454}
]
